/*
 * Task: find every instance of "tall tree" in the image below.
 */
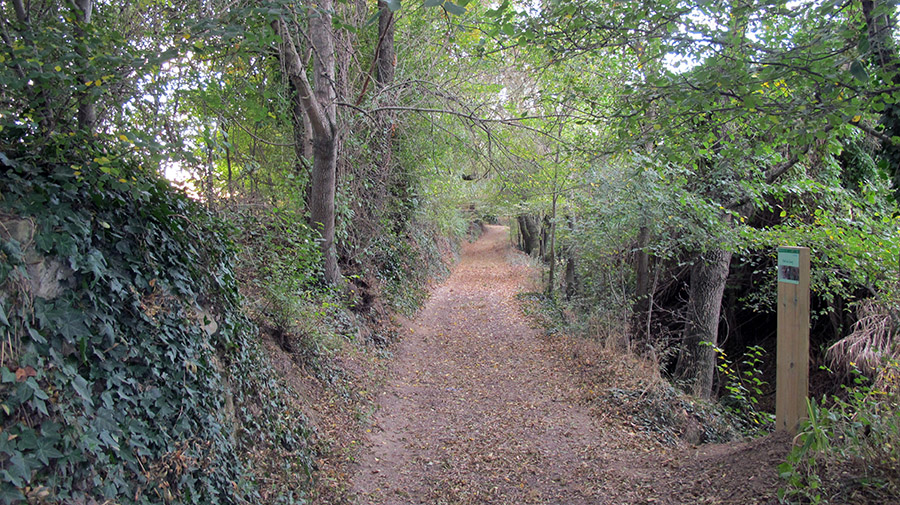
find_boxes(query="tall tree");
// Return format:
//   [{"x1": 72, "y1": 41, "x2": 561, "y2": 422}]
[{"x1": 273, "y1": 4, "x2": 341, "y2": 284}]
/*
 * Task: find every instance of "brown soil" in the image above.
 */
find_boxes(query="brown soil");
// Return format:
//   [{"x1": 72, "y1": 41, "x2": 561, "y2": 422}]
[{"x1": 350, "y1": 225, "x2": 790, "y2": 505}]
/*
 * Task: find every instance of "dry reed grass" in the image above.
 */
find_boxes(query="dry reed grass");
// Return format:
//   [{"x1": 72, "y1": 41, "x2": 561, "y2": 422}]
[{"x1": 827, "y1": 298, "x2": 899, "y2": 388}]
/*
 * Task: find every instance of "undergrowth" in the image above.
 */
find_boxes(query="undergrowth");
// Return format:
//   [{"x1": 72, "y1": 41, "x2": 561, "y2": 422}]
[
  {"x1": 778, "y1": 362, "x2": 900, "y2": 504},
  {"x1": 517, "y1": 290, "x2": 743, "y2": 445},
  {"x1": 369, "y1": 224, "x2": 453, "y2": 316},
  {"x1": 713, "y1": 344, "x2": 775, "y2": 435}
]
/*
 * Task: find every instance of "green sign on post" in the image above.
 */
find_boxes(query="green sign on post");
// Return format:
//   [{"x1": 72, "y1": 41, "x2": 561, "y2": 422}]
[
  {"x1": 776, "y1": 246, "x2": 810, "y2": 434},
  {"x1": 777, "y1": 248, "x2": 800, "y2": 284}
]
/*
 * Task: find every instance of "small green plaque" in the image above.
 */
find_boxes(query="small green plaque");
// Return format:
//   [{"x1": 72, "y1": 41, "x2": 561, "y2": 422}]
[{"x1": 778, "y1": 247, "x2": 800, "y2": 284}]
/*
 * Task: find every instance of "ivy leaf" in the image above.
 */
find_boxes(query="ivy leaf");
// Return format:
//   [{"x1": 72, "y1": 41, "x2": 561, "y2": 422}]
[
  {"x1": 0, "y1": 303, "x2": 8, "y2": 327},
  {"x1": 0, "y1": 482, "x2": 25, "y2": 504},
  {"x1": 44, "y1": 306, "x2": 88, "y2": 342},
  {"x1": 32, "y1": 398, "x2": 48, "y2": 416},
  {"x1": 5, "y1": 453, "x2": 31, "y2": 486},
  {"x1": 72, "y1": 374, "x2": 94, "y2": 407},
  {"x1": 424, "y1": 0, "x2": 444, "y2": 6},
  {"x1": 33, "y1": 438, "x2": 64, "y2": 465},
  {"x1": 25, "y1": 377, "x2": 48, "y2": 400},
  {"x1": 27, "y1": 327, "x2": 46, "y2": 345},
  {"x1": 16, "y1": 428, "x2": 38, "y2": 450},
  {"x1": 386, "y1": 0, "x2": 402, "y2": 11},
  {"x1": 98, "y1": 430, "x2": 120, "y2": 452},
  {"x1": 83, "y1": 248, "x2": 107, "y2": 280},
  {"x1": 0, "y1": 368, "x2": 15, "y2": 384},
  {"x1": 40, "y1": 420, "x2": 62, "y2": 440}
]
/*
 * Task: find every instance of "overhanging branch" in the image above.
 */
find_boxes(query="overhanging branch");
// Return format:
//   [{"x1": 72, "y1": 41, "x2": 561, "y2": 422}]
[{"x1": 272, "y1": 17, "x2": 330, "y2": 140}]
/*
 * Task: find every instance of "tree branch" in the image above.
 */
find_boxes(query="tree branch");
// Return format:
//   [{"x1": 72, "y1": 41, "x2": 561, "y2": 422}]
[
  {"x1": 337, "y1": 102, "x2": 584, "y2": 125},
  {"x1": 335, "y1": 101, "x2": 573, "y2": 145},
  {"x1": 11, "y1": 0, "x2": 27, "y2": 23},
  {"x1": 850, "y1": 120, "x2": 893, "y2": 143},
  {"x1": 764, "y1": 149, "x2": 806, "y2": 185},
  {"x1": 355, "y1": 4, "x2": 394, "y2": 106},
  {"x1": 272, "y1": 17, "x2": 329, "y2": 140},
  {"x1": 721, "y1": 147, "x2": 810, "y2": 211},
  {"x1": 0, "y1": 21, "x2": 26, "y2": 80}
]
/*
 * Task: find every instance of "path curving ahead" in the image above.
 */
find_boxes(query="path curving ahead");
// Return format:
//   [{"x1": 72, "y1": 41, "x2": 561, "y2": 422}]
[{"x1": 351, "y1": 224, "x2": 786, "y2": 505}]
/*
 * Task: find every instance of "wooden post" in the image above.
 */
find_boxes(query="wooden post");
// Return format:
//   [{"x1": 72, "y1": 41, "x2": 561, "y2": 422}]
[{"x1": 776, "y1": 246, "x2": 810, "y2": 434}]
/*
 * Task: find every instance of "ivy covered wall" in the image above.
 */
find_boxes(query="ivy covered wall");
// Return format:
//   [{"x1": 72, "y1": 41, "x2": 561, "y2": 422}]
[{"x1": 0, "y1": 150, "x2": 315, "y2": 504}]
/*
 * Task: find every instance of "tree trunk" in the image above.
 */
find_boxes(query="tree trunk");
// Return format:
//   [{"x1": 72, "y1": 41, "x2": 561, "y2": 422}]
[
  {"x1": 310, "y1": 134, "x2": 339, "y2": 282},
  {"x1": 547, "y1": 193, "x2": 558, "y2": 296},
  {"x1": 225, "y1": 127, "x2": 232, "y2": 198},
  {"x1": 861, "y1": 0, "x2": 900, "y2": 198},
  {"x1": 565, "y1": 250, "x2": 577, "y2": 300},
  {"x1": 308, "y1": 0, "x2": 340, "y2": 283},
  {"x1": 333, "y1": 0, "x2": 365, "y2": 193},
  {"x1": 205, "y1": 137, "x2": 215, "y2": 208},
  {"x1": 675, "y1": 249, "x2": 733, "y2": 399},
  {"x1": 674, "y1": 5, "x2": 745, "y2": 399},
  {"x1": 73, "y1": 0, "x2": 96, "y2": 133},
  {"x1": 632, "y1": 224, "x2": 651, "y2": 339},
  {"x1": 564, "y1": 215, "x2": 577, "y2": 300},
  {"x1": 291, "y1": 94, "x2": 313, "y2": 209},
  {"x1": 861, "y1": 0, "x2": 898, "y2": 72},
  {"x1": 517, "y1": 215, "x2": 529, "y2": 252},
  {"x1": 540, "y1": 215, "x2": 551, "y2": 260},
  {"x1": 273, "y1": 4, "x2": 341, "y2": 284},
  {"x1": 292, "y1": 95, "x2": 314, "y2": 162},
  {"x1": 375, "y1": 1, "x2": 396, "y2": 89},
  {"x1": 517, "y1": 215, "x2": 541, "y2": 256},
  {"x1": 630, "y1": 39, "x2": 658, "y2": 342},
  {"x1": 374, "y1": 0, "x2": 397, "y2": 200},
  {"x1": 517, "y1": 220, "x2": 523, "y2": 249}
]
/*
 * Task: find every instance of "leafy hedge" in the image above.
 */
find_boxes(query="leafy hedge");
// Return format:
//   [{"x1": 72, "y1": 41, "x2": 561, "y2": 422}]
[{"x1": 0, "y1": 147, "x2": 315, "y2": 504}]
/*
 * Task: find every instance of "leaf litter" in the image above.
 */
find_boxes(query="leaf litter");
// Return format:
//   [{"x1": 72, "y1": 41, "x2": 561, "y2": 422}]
[{"x1": 350, "y1": 225, "x2": 790, "y2": 505}]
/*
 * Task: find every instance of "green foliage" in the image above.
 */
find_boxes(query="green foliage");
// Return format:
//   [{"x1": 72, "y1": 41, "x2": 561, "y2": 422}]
[
  {"x1": 739, "y1": 171, "x2": 899, "y2": 316},
  {"x1": 0, "y1": 1, "x2": 195, "y2": 164},
  {"x1": 232, "y1": 206, "x2": 324, "y2": 297},
  {"x1": 839, "y1": 135, "x2": 879, "y2": 193},
  {"x1": 370, "y1": 224, "x2": 450, "y2": 315},
  {"x1": 778, "y1": 398, "x2": 830, "y2": 504},
  {"x1": 0, "y1": 147, "x2": 315, "y2": 504},
  {"x1": 714, "y1": 345, "x2": 774, "y2": 434},
  {"x1": 778, "y1": 364, "x2": 900, "y2": 504},
  {"x1": 416, "y1": 178, "x2": 469, "y2": 240}
]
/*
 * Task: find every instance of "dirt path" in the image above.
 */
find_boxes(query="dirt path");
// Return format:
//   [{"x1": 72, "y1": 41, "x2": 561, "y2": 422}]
[{"x1": 351, "y1": 225, "x2": 788, "y2": 505}]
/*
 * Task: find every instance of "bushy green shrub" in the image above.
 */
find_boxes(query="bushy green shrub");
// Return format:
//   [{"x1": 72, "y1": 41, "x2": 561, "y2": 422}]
[
  {"x1": 229, "y1": 205, "x2": 326, "y2": 352},
  {"x1": 369, "y1": 223, "x2": 450, "y2": 315}
]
